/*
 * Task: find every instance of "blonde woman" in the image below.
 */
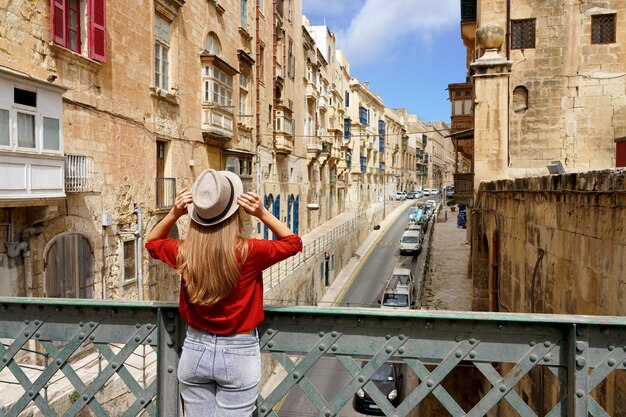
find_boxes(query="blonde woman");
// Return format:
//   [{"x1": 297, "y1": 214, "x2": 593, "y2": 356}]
[{"x1": 146, "y1": 169, "x2": 302, "y2": 417}]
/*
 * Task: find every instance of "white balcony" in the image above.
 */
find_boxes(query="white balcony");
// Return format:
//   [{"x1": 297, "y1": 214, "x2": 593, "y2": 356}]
[
  {"x1": 306, "y1": 82, "x2": 319, "y2": 101},
  {"x1": 202, "y1": 105, "x2": 234, "y2": 140},
  {"x1": 0, "y1": 151, "x2": 65, "y2": 204},
  {"x1": 318, "y1": 96, "x2": 328, "y2": 111}
]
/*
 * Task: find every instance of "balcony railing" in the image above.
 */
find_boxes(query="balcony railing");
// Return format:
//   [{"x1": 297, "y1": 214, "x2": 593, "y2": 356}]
[
  {"x1": 1, "y1": 298, "x2": 625, "y2": 417},
  {"x1": 156, "y1": 177, "x2": 176, "y2": 209},
  {"x1": 65, "y1": 154, "x2": 94, "y2": 192}
]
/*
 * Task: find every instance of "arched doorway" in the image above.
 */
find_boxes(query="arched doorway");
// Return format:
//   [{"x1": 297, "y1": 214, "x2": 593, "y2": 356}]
[{"x1": 44, "y1": 234, "x2": 94, "y2": 298}]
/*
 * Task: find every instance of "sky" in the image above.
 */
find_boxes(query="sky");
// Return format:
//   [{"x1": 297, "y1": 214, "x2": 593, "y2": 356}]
[{"x1": 303, "y1": 0, "x2": 468, "y2": 123}]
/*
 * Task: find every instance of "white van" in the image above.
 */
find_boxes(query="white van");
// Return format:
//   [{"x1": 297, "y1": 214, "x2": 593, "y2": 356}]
[
  {"x1": 380, "y1": 268, "x2": 414, "y2": 309},
  {"x1": 400, "y1": 230, "x2": 422, "y2": 255}
]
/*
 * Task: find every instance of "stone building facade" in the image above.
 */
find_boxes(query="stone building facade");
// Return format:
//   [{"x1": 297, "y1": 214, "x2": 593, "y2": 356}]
[{"x1": 0, "y1": 0, "x2": 443, "y2": 302}]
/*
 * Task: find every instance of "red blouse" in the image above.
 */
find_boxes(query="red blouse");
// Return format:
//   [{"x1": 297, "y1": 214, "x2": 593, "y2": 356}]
[{"x1": 145, "y1": 234, "x2": 302, "y2": 335}]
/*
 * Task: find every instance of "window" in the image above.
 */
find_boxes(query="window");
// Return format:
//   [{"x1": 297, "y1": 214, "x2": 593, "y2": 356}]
[
  {"x1": 240, "y1": 0, "x2": 247, "y2": 30},
  {"x1": 0, "y1": 84, "x2": 63, "y2": 152},
  {"x1": 43, "y1": 117, "x2": 61, "y2": 150},
  {"x1": 204, "y1": 32, "x2": 221, "y2": 55},
  {"x1": 259, "y1": 46, "x2": 265, "y2": 78},
  {"x1": 239, "y1": 73, "x2": 250, "y2": 124},
  {"x1": 51, "y1": 0, "x2": 106, "y2": 62},
  {"x1": 17, "y1": 113, "x2": 36, "y2": 148},
  {"x1": 344, "y1": 118, "x2": 351, "y2": 140},
  {"x1": 121, "y1": 237, "x2": 137, "y2": 283},
  {"x1": 258, "y1": 0, "x2": 263, "y2": 15},
  {"x1": 592, "y1": 14, "x2": 616, "y2": 44},
  {"x1": 359, "y1": 106, "x2": 369, "y2": 125},
  {"x1": 345, "y1": 91, "x2": 349, "y2": 107},
  {"x1": 287, "y1": 39, "x2": 295, "y2": 78},
  {"x1": 0, "y1": 110, "x2": 8, "y2": 146},
  {"x1": 203, "y1": 65, "x2": 233, "y2": 107},
  {"x1": 288, "y1": 0, "x2": 292, "y2": 20},
  {"x1": 154, "y1": 14, "x2": 170, "y2": 90},
  {"x1": 511, "y1": 19, "x2": 535, "y2": 49}
]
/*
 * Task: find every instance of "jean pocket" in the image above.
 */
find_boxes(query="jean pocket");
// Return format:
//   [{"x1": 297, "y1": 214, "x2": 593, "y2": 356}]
[
  {"x1": 178, "y1": 341, "x2": 206, "y2": 383},
  {"x1": 222, "y1": 345, "x2": 261, "y2": 389}
]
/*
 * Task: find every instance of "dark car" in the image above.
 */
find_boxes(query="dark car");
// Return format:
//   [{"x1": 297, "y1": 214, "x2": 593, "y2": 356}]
[
  {"x1": 406, "y1": 192, "x2": 416, "y2": 199},
  {"x1": 353, "y1": 362, "x2": 403, "y2": 415},
  {"x1": 446, "y1": 187, "x2": 454, "y2": 198}
]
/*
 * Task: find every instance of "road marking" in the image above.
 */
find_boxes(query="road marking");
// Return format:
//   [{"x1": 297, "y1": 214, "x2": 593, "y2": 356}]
[{"x1": 333, "y1": 206, "x2": 407, "y2": 306}]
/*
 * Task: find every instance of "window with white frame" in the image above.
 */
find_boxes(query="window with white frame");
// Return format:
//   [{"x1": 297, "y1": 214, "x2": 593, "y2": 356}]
[
  {"x1": 239, "y1": 73, "x2": 250, "y2": 123},
  {"x1": 0, "y1": 86, "x2": 62, "y2": 152},
  {"x1": 203, "y1": 66, "x2": 233, "y2": 108},
  {"x1": 121, "y1": 236, "x2": 137, "y2": 283},
  {"x1": 154, "y1": 14, "x2": 171, "y2": 90}
]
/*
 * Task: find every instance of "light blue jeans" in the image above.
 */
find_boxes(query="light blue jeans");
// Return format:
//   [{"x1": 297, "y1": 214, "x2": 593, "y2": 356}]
[{"x1": 178, "y1": 326, "x2": 261, "y2": 417}]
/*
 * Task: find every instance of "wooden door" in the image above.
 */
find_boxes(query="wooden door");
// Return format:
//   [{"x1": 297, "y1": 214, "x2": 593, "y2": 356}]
[{"x1": 45, "y1": 234, "x2": 94, "y2": 298}]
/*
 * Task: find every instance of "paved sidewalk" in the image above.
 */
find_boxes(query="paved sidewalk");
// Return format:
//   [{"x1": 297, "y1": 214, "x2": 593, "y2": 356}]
[{"x1": 421, "y1": 205, "x2": 471, "y2": 311}]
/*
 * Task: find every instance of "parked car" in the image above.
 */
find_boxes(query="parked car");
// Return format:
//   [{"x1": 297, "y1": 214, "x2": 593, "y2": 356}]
[
  {"x1": 406, "y1": 224, "x2": 425, "y2": 242},
  {"x1": 391, "y1": 191, "x2": 405, "y2": 201},
  {"x1": 431, "y1": 188, "x2": 440, "y2": 195},
  {"x1": 422, "y1": 189, "x2": 431, "y2": 196},
  {"x1": 426, "y1": 199, "x2": 436, "y2": 206},
  {"x1": 353, "y1": 362, "x2": 403, "y2": 415},
  {"x1": 406, "y1": 192, "x2": 416, "y2": 199},
  {"x1": 446, "y1": 187, "x2": 455, "y2": 198},
  {"x1": 414, "y1": 190, "x2": 423, "y2": 199},
  {"x1": 400, "y1": 230, "x2": 422, "y2": 255}
]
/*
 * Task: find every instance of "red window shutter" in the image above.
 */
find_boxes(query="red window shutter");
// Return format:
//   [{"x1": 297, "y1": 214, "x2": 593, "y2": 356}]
[
  {"x1": 51, "y1": 0, "x2": 66, "y2": 46},
  {"x1": 88, "y1": 0, "x2": 107, "y2": 62}
]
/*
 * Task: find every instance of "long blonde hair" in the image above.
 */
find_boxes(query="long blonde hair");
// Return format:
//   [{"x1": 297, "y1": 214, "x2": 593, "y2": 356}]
[{"x1": 177, "y1": 209, "x2": 248, "y2": 306}]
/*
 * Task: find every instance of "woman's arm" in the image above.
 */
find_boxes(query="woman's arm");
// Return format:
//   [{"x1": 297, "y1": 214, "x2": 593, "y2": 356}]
[
  {"x1": 237, "y1": 192, "x2": 294, "y2": 239},
  {"x1": 146, "y1": 187, "x2": 193, "y2": 243}
]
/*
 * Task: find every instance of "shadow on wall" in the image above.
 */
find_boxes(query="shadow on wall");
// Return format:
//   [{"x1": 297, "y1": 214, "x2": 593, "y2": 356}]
[{"x1": 0, "y1": 254, "x2": 20, "y2": 296}]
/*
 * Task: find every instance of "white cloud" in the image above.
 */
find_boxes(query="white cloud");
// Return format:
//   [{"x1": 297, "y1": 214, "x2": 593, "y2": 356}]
[{"x1": 335, "y1": 0, "x2": 459, "y2": 66}]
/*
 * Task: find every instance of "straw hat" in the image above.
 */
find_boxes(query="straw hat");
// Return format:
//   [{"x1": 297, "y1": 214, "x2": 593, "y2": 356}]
[{"x1": 187, "y1": 169, "x2": 243, "y2": 226}]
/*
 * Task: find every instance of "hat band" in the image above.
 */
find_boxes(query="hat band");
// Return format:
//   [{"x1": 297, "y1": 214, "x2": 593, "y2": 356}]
[{"x1": 195, "y1": 178, "x2": 235, "y2": 224}]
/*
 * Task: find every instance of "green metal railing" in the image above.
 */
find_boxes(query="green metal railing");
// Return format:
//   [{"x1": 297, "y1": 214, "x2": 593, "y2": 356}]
[{"x1": 1, "y1": 298, "x2": 625, "y2": 416}]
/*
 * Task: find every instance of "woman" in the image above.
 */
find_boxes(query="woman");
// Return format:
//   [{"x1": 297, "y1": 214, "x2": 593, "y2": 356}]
[{"x1": 145, "y1": 169, "x2": 302, "y2": 416}]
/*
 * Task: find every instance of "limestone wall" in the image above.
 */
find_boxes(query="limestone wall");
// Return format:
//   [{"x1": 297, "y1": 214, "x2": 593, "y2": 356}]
[
  {"x1": 469, "y1": 169, "x2": 626, "y2": 417},
  {"x1": 505, "y1": 0, "x2": 626, "y2": 174}
]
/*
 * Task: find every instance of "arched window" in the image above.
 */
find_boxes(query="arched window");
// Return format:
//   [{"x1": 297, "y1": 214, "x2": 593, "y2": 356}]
[
  {"x1": 513, "y1": 86, "x2": 529, "y2": 113},
  {"x1": 45, "y1": 234, "x2": 94, "y2": 298},
  {"x1": 204, "y1": 32, "x2": 221, "y2": 55}
]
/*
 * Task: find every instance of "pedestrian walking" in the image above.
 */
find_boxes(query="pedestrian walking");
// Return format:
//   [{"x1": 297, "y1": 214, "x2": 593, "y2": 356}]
[{"x1": 145, "y1": 169, "x2": 302, "y2": 417}]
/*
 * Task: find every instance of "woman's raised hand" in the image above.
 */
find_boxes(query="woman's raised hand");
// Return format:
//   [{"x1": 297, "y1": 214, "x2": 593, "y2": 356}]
[
  {"x1": 172, "y1": 187, "x2": 193, "y2": 219},
  {"x1": 237, "y1": 192, "x2": 266, "y2": 218}
]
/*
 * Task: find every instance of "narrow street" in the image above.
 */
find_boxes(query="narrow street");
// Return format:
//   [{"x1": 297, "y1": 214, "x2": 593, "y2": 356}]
[{"x1": 276, "y1": 196, "x2": 437, "y2": 416}]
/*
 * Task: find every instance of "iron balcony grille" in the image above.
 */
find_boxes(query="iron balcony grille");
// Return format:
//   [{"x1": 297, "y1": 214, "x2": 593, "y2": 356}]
[
  {"x1": 65, "y1": 154, "x2": 94, "y2": 192},
  {"x1": 156, "y1": 177, "x2": 176, "y2": 209}
]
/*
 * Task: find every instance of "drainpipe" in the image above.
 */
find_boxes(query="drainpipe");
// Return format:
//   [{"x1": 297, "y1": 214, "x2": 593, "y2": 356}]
[{"x1": 134, "y1": 206, "x2": 144, "y2": 301}]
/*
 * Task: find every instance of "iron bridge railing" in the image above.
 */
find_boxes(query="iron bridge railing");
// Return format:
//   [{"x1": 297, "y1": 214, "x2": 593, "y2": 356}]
[{"x1": 0, "y1": 298, "x2": 625, "y2": 416}]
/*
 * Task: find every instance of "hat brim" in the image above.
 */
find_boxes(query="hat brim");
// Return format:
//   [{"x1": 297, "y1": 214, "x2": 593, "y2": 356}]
[{"x1": 187, "y1": 170, "x2": 244, "y2": 226}]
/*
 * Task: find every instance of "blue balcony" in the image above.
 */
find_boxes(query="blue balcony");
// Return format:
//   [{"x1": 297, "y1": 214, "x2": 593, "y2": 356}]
[
  {"x1": 379, "y1": 138, "x2": 385, "y2": 153},
  {"x1": 0, "y1": 298, "x2": 625, "y2": 416}
]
